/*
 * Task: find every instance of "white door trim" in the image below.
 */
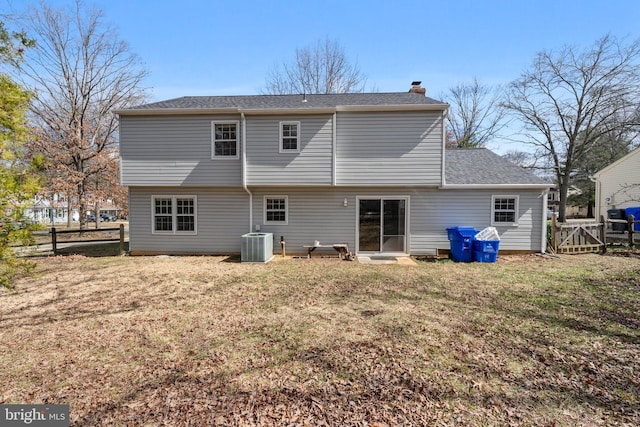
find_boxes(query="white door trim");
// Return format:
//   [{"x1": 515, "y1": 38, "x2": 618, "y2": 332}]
[{"x1": 355, "y1": 195, "x2": 410, "y2": 255}]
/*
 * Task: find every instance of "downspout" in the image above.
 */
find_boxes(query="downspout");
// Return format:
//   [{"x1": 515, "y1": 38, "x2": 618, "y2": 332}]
[
  {"x1": 589, "y1": 175, "x2": 599, "y2": 220},
  {"x1": 332, "y1": 112, "x2": 337, "y2": 186},
  {"x1": 241, "y1": 112, "x2": 253, "y2": 232},
  {"x1": 441, "y1": 110, "x2": 447, "y2": 186},
  {"x1": 541, "y1": 188, "x2": 549, "y2": 254}
]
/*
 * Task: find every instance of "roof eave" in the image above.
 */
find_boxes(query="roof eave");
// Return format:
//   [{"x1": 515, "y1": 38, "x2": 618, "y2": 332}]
[
  {"x1": 115, "y1": 108, "x2": 240, "y2": 116},
  {"x1": 592, "y1": 145, "x2": 640, "y2": 178},
  {"x1": 115, "y1": 103, "x2": 449, "y2": 116},
  {"x1": 441, "y1": 183, "x2": 552, "y2": 190},
  {"x1": 336, "y1": 104, "x2": 448, "y2": 112},
  {"x1": 239, "y1": 107, "x2": 337, "y2": 115}
]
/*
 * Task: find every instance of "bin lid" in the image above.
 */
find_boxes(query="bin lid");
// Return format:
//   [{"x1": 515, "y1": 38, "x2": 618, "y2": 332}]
[{"x1": 446, "y1": 226, "x2": 478, "y2": 237}]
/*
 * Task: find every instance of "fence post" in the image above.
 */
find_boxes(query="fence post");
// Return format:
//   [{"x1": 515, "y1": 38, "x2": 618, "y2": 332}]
[
  {"x1": 551, "y1": 213, "x2": 557, "y2": 252},
  {"x1": 119, "y1": 223, "x2": 125, "y2": 256},
  {"x1": 599, "y1": 215, "x2": 607, "y2": 254},
  {"x1": 629, "y1": 215, "x2": 635, "y2": 248},
  {"x1": 51, "y1": 227, "x2": 57, "y2": 255}
]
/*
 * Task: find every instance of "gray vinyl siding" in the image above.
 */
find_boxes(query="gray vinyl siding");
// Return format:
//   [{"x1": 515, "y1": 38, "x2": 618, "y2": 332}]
[
  {"x1": 335, "y1": 111, "x2": 443, "y2": 186},
  {"x1": 120, "y1": 111, "x2": 445, "y2": 187},
  {"x1": 245, "y1": 115, "x2": 333, "y2": 185},
  {"x1": 128, "y1": 186, "x2": 545, "y2": 255},
  {"x1": 254, "y1": 187, "x2": 544, "y2": 255},
  {"x1": 128, "y1": 187, "x2": 249, "y2": 254},
  {"x1": 410, "y1": 189, "x2": 545, "y2": 254},
  {"x1": 120, "y1": 115, "x2": 242, "y2": 186},
  {"x1": 252, "y1": 188, "x2": 357, "y2": 253}
]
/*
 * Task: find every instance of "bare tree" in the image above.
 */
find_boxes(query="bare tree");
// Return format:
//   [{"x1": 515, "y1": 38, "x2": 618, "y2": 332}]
[
  {"x1": 502, "y1": 150, "x2": 537, "y2": 169},
  {"x1": 502, "y1": 35, "x2": 640, "y2": 222},
  {"x1": 443, "y1": 78, "x2": 506, "y2": 148},
  {"x1": 19, "y1": 1, "x2": 147, "y2": 228},
  {"x1": 264, "y1": 38, "x2": 366, "y2": 94}
]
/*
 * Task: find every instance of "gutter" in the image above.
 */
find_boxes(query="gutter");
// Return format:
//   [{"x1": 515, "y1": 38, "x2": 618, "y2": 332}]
[
  {"x1": 440, "y1": 184, "x2": 553, "y2": 190},
  {"x1": 115, "y1": 104, "x2": 448, "y2": 116},
  {"x1": 335, "y1": 104, "x2": 447, "y2": 112},
  {"x1": 589, "y1": 175, "x2": 600, "y2": 219},
  {"x1": 241, "y1": 112, "x2": 253, "y2": 232},
  {"x1": 115, "y1": 108, "x2": 240, "y2": 116}
]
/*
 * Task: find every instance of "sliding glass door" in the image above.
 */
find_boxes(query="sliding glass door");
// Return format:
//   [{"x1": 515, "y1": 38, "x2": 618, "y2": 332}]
[{"x1": 358, "y1": 198, "x2": 407, "y2": 253}]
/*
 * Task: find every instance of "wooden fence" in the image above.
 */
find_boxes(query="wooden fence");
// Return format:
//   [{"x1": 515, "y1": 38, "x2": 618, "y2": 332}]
[
  {"x1": 549, "y1": 214, "x2": 638, "y2": 254},
  {"x1": 51, "y1": 224, "x2": 126, "y2": 255}
]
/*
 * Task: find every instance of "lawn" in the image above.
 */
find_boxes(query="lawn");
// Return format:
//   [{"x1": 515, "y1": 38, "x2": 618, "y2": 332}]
[{"x1": 1, "y1": 253, "x2": 639, "y2": 426}]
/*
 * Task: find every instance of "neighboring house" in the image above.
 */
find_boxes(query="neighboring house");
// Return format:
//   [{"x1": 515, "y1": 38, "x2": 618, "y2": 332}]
[
  {"x1": 117, "y1": 83, "x2": 551, "y2": 256},
  {"x1": 593, "y1": 145, "x2": 640, "y2": 219},
  {"x1": 24, "y1": 194, "x2": 79, "y2": 224},
  {"x1": 547, "y1": 185, "x2": 588, "y2": 218},
  {"x1": 24, "y1": 194, "x2": 124, "y2": 224}
]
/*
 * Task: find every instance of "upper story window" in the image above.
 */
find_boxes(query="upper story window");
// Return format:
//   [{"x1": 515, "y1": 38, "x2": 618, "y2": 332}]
[
  {"x1": 212, "y1": 121, "x2": 239, "y2": 158},
  {"x1": 153, "y1": 195, "x2": 197, "y2": 234},
  {"x1": 492, "y1": 195, "x2": 519, "y2": 226},
  {"x1": 264, "y1": 196, "x2": 288, "y2": 225},
  {"x1": 279, "y1": 121, "x2": 300, "y2": 153}
]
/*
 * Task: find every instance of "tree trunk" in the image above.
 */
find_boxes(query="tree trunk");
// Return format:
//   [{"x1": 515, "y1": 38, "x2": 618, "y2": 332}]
[
  {"x1": 95, "y1": 201, "x2": 101, "y2": 229},
  {"x1": 67, "y1": 197, "x2": 72, "y2": 228},
  {"x1": 558, "y1": 178, "x2": 570, "y2": 223},
  {"x1": 78, "y1": 182, "x2": 86, "y2": 230}
]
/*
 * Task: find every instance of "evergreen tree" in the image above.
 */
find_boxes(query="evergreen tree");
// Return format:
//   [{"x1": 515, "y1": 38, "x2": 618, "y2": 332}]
[{"x1": 0, "y1": 21, "x2": 42, "y2": 289}]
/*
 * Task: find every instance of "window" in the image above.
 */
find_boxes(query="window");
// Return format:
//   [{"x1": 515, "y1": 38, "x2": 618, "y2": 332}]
[
  {"x1": 492, "y1": 195, "x2": 519, "y2": 226},
  {"x1": 264, "y1": 196, "x2": 288, "y2": 224},
  {"x1": 152, "y1": 196, "x2": 197, "y2": 234},
  {"x1": 212, "y1": 121, "x2": 239, "y2": 158},
  {"x1": 279, "y1": 121, "x2": 300, "y2": 153},
  {"x1": 154, "y1": 197, "x2": 173, "y2": 232},
  {"x1": 176, "y1": 198, "x2": 196, "y2": 231}
]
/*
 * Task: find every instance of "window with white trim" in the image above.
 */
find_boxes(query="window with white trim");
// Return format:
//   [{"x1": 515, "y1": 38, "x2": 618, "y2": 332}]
[
  {"x1": 152, "y1": 196, "x2": 197, "y2": 234},
  {"x1": 212, "y1": 121, "x2": 239, "y2": 158},
  {"x1": 279, "y1": 121, "x2": 300, "y2": 153},
  {"x1": 264, "y1": 196, "x2": 288, "y2": 224},
  {"x1": 492, "y1": 195, "x2": 518, "y2": 225}
]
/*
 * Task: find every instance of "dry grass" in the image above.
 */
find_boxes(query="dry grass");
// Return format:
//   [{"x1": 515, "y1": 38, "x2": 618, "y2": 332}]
[{"x1": 1, "y1": 253, "x2": 639, "y2": 426}]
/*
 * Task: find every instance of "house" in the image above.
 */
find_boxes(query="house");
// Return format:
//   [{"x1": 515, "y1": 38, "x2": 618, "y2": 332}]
[
  {"x1": 592, "y1": 145, "x2": 640, "y2": 219},
  {"x1": 24, "y1": 194, "x2": 79, "y2": 224},
  {"x1": 547, "y1": 185, "x2": 587, "y2": 218},
  {"x1": 116, "y1": 83, "x2": 551, "y2": 257},
  {"x1": 24, "y1": 194, "x2": 124, "y2": 224}
]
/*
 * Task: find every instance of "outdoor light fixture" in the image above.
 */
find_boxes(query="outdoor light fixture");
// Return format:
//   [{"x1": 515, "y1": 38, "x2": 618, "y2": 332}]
[{"x1": 343, "y1": 198, "x2": 348, "y2": 207}]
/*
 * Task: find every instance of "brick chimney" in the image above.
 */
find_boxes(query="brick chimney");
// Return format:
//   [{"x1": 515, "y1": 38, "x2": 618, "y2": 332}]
[{"x1": 409, "y1": 81, "x2": 426, "y2": 96}]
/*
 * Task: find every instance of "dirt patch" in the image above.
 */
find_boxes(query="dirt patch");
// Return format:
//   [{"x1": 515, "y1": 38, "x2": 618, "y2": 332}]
[{"x1": 605, "y1": 249, "x2": 640, "y2": 259}]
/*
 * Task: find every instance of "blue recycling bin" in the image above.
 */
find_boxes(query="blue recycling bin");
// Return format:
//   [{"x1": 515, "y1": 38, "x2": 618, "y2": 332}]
[
  {"x1": 446, "y1": 227, "x2": 478, "y2": 262},
  {"x1": 472, "y1": 239, "x2": 500, "y2": 263},
  {"x1": 624, "y1": 206, "x2": 640, "y2": 231}
]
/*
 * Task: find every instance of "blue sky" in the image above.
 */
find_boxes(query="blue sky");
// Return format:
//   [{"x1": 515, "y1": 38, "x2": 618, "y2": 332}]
[
  {"x1": 5, "y1": 0, "x2": 640, "y2": 151},
  {"x1": 12, "y1": 0, "x2": 638, "y2": 100}
]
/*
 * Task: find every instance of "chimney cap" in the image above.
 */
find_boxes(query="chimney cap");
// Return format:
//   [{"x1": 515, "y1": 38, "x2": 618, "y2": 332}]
[{"x1": 411, "y1": 81, "x2": 422, "y2": 86}]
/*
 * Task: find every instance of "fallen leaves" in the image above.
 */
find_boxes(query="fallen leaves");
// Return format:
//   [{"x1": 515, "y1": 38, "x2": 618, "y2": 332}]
[{"x1": 0, "y1": 254, "x2": 639, "y2": 425}]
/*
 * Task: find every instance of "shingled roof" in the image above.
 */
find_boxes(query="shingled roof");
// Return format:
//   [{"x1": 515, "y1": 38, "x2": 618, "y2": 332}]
[
  {"x1": 445, "y1": 148, "x2": 549, "y2": 186},
  {"x1": 121, "y1": 92, "x2": 447, "y2": 112}
]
